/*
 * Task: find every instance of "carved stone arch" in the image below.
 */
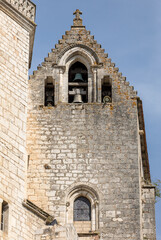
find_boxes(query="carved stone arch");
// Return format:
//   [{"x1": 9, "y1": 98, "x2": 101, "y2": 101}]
[
  {"x1": 66, "y1": 184, "x2": 99, "y2": 232},
  {"x1": 57, "y1": 44, "x2": 100, "y2": 64},
  {"x1": 56, "y1": 45, "x2": 103, "y2": 103},
  {"x1": 58, "y1": 47, "x2": 97, "y2": 67},
  {"x1": 66, "y1": 184, "x2": 99, "y2": 200},
  {"x1": 67, "y1": 53, "x2": 91, "y2": 72},
  {"x1": 57, "y1": 46, "x2": 98, "y2": 103}
]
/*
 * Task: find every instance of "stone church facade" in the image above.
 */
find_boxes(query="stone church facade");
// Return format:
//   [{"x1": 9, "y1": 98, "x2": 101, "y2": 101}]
[{"x1": 0, "y1": 1, "x2": 156, "y2": 240}]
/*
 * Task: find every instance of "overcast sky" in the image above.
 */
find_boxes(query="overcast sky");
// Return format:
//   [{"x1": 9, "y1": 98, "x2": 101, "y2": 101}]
[{"x1": 30, "y1": 0, "x2": 161, "y2": 238}]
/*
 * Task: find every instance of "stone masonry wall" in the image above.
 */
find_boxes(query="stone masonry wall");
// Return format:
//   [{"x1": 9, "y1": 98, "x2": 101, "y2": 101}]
[
  {"x1": 27, "y1": 74, "x2": 141, "y2": 239},
  {"x1": 142, "y1": 186, "x2": 156, "y2": 240},
  {"x1": 0, "y1": 9, "x2": 43, "y2": 239},
  {"x1": 26, "y1": 11, "x2": 155, "y2": 238},
  {"x1": 35, "y1": 224, "x2": 78, "y2": 240}
]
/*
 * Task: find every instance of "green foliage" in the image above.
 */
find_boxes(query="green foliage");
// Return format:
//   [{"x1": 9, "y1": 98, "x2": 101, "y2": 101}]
[{"x1": 153, "y1": 179, "x2": 161, "y2": 202}]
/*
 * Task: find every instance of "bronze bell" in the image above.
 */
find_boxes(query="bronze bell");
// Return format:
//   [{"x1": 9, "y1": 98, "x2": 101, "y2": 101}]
[
  {"x1": 46, "y1": 90, "x2": 54, "y2": 106},
  {"x1": 73, "y1": 73, "x2": 84, "y2": 82},
  {"x1": 73, "y1": 94, "x2": 83, "y2": 103},
  {"x1": 73, "y1": 88, "x2": 83, "y2": 103},
  {"x1": 46, "y1": 95, "x2": 54, "y2": 106}
]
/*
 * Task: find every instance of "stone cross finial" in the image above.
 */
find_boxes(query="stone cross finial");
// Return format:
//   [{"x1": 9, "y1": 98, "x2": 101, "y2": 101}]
[
  {"x1": 73, "y1": 9, "x2": 83, "y2": 26},
  {"x1": 73, "y1": 9, "x2": 82, "y2": 20}
]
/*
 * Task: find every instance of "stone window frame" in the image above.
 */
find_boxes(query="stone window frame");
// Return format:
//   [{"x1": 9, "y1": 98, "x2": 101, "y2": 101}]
[
  {"x1": 66, "y1": 55, "x2": 92, "y2": 103},
  {"x1": 57, "y1": 46, "x2": 99, "y2": 104},
  {"x1": 66, "y1": 185, "x2": 99, "y2": 231}
]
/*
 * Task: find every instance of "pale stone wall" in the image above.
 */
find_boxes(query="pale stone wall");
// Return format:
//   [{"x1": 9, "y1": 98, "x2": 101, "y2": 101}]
[
  {"x1": 0, "y1": 3, "x2": 156, "y2": 239},
  {"x1": 26, "y1": 22, "x2": 147, "y2": 239},
  {"x1": 35, "y1": 224, "x2": 78, "y2": 240},
  {"x1": 0, "y1": 7, "x2": 43, "y2": 240},
  {"x1": 142, "y1": 186, "x2": 156, "y2": 240},
  {"x1": 27, "y1": 82, "x2": 141, "y2": 239}
]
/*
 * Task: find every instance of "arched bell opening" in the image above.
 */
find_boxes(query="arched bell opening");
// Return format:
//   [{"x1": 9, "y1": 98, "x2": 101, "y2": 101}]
[
  {"x1": 44, "y1": 77, "x2": 55, "y2": 106},
  {"x1": 68, "y1": 61, "x2": 88, "y2": 103},
  {"x1": 102, "y1": 76, "x2": 112, "y2": 103}
]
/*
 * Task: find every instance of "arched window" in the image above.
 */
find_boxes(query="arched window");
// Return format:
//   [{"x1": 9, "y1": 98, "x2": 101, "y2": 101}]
[
  {"x1": 68, "y1": 62, "x2": 88, "y2": 103},
  {"x1": 74, "y1": 196, "x2": 91, "y2": 221},
  {"x1": 66, "y1": 184, "x2": 99, "y2": 232}
]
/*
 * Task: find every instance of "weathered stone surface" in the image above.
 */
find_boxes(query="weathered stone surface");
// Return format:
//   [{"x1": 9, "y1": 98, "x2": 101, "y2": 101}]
[
  {"x1": 0, "y1": 1, "x2": 42, "y2": 240},
  {"x1": 4, "y1": 0, "x2": 35, "y2": 21},
  {"x1": 0, "y1": 2, "x2": 156, "y2": 239}
]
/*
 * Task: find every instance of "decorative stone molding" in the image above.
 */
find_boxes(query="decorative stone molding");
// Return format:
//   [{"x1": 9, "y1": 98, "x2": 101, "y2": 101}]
[
  {"x1": 5, "y1": 0, "x2": 35, "y2": 21},
  {"x1": 58, "y1": 45, "x2": 100, "y2": 65},
  {"x1": 0, "y1": 0, "x2": 36, "y2": 68}
]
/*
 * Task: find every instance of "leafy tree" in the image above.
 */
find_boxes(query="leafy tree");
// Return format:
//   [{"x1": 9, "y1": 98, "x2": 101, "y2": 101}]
[{"x1": 153, "y1": 179, "x2": 161, "y2": 202}]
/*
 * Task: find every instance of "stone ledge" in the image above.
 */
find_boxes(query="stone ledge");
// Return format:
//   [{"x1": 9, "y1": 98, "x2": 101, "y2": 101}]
[
  {"x1": 22, "y1": 199, "x2": 55, "y2": 224},
  {"x1": 142, "y1": 185, "x2": 155, "y2": 189},
  {"x1": 78, "y1": 232, "x2": 99, "y2": 236}
]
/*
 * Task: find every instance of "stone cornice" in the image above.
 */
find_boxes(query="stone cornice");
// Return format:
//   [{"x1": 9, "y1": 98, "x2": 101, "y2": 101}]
[
  {"x1": 4, "y1": 0, "x2": 35, "y2": 21},
  {"x1": 0, "y1": 0, "x2": 36, "y2": 68}
]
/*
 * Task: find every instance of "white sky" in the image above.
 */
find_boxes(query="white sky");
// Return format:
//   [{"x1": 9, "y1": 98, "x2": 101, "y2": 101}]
[{"x1": 30, "y1": 0, "x2": 161, "y2": 238}]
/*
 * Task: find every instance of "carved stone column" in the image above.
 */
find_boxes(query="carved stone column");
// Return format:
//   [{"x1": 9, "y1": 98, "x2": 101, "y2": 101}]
[
  {"x1": 93, "y1": 68, "x2": 97, "y2": 103},
  {"x1": 54, "y1": 66, "x2": 66, "y2": 103},
  {"x1": 88, "y1": 73, "x2": 93, "y2": 103},
  {"x1": 91, "y1": 64, "x2": 104, "y2": 103},
  {"x1": 59, "y1": 68, "x2": 64, "y2": 102},
  {"x1": 95, "y1": 200, "x2": 99, "y2": 230},
  {"x1": 91, "y1": 66, "x2": 99, "y2": 103}
]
